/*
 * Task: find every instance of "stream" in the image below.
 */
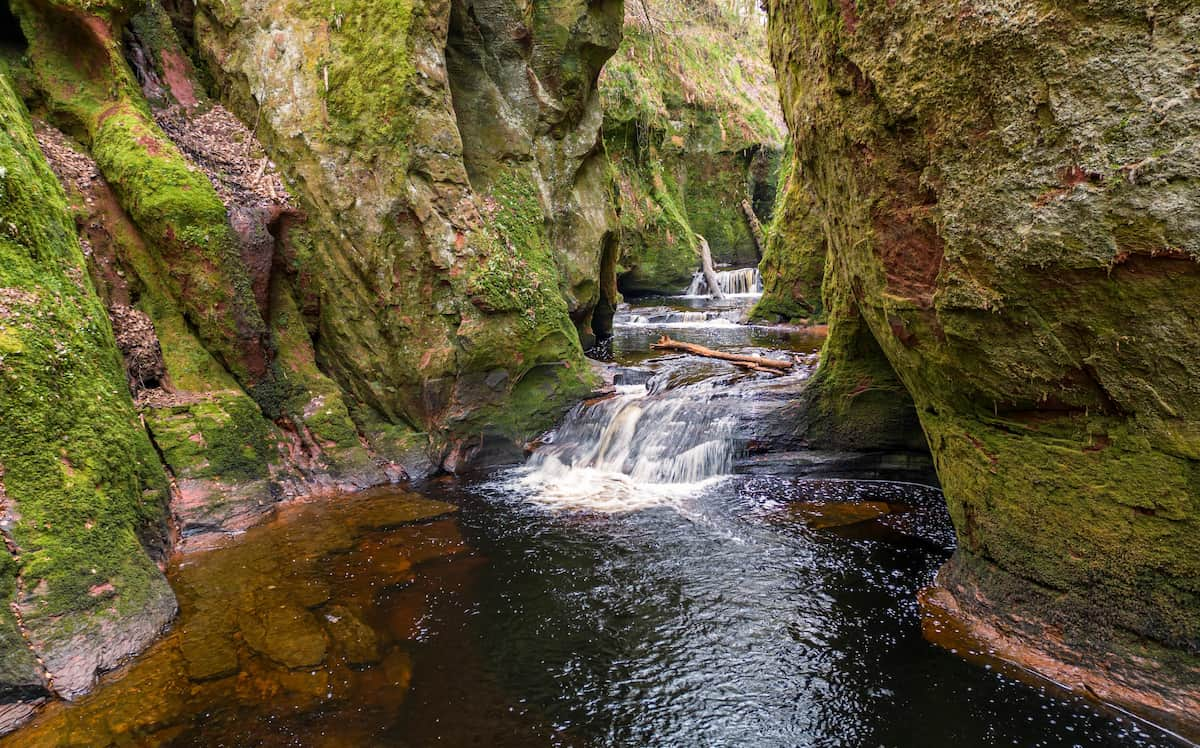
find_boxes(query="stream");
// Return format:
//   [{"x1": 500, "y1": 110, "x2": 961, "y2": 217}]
[{"x1": 3, "y1": 277, "x2": 1186, "y2": 747}]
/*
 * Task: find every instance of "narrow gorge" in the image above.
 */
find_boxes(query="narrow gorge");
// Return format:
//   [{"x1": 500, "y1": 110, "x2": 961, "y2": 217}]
[{"x1": 0, "y1": 0, "x2": 1195, "y2": 745}]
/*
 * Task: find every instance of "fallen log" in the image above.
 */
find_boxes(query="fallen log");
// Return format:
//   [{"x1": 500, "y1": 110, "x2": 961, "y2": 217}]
[{"x1": 650, "y1": 335, "x2": 793, "y2": 371}]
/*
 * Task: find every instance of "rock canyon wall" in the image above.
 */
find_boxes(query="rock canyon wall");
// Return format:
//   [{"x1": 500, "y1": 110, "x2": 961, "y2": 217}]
[{"x1": 761, "y1": 0, "x2": 1200, "y2": 728}]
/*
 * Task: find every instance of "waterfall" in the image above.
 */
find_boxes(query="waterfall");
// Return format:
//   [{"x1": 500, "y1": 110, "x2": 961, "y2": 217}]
[
  {"x1": 520, "y1": 381, "x2": 736, "y2": 511},
  {"x1": 686, "y1": 267, "x2": 763, "y2": 297}
]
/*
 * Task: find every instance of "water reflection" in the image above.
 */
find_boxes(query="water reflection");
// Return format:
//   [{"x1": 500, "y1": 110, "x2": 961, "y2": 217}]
[
  {"x1": 0, "y1": 489, "x2": 566, "y2": 747},
  {"x1": 2, "y1": 479, "x2": 1184, "y2": 747},
  {"x1": 455, "y1": 477, "x2": 1181, "y2": 747}
]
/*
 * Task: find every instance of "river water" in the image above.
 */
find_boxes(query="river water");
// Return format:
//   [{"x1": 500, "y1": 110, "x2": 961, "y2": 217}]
[{"x1": 3, "y1": 287, "x2": 1187, "y2": 747}]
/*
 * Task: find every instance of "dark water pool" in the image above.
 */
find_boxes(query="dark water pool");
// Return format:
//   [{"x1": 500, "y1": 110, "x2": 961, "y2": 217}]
[
  {"x1": 425, "y1": 475, "x2": 1181, "y2": 747},
  {"x1": 5, "y1": 476, "x2": 1182, "y2": 747}
]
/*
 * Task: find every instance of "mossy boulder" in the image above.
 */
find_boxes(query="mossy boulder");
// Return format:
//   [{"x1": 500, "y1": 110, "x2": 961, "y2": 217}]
[
  {"x1": 767, "y1": 0, "x2": 1200, "y2": 723},
  {"x1": 0, "y1": 73, "x2": 175, "y2": 713}
]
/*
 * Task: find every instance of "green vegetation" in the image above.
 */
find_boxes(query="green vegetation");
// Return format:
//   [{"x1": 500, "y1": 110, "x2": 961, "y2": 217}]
[
  {"x1": 601, "y1": 0, "x2": 782, "y2": 294},
  {"x1": 770, "y1": 0, "x2": 1200, "y2": 696},
  {"x1": 145, "y1": 395, "x2": 274, "y2": 481},
  {"x1": 750, "y1": 150, "x2": 826, "y2": 322},
  {"x1": 13, "y1": 0, "x2": 276, "y2": 395},
  {"x1": 790, "y1": 275, "x2": 924, "y2": 451},
  {"x1": 196, "y1": 0, "x2": 602, "y2": 448},
  {"x1": 0, "y1": 73, "x2": 172, "y2": 649},
  {"x1": 293, "y1": 0, "x2": 416, "y2": 149}
]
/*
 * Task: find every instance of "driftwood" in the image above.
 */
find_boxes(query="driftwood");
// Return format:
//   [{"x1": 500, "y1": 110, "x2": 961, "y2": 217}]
[
  {"x1": 695, "y1": 233, "x2": 725, "y2": 300},
  {"x1": 651, "y1": 335, "x2": 793, "y2": 374},
  {"x1": 741, "y1": 198, "x2": 765, "y2": 258}
]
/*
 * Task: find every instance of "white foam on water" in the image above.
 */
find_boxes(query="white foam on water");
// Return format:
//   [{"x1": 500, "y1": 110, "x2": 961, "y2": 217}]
[
  {"x1": 515, "y1": 382, "x2": 737, "y2": 513},
  {"x1": 618, "y1": 317, "x2": 743, "y2": 329},
  {"x1": 513, "y1": 461, "x2": 727, "y2": 513}
]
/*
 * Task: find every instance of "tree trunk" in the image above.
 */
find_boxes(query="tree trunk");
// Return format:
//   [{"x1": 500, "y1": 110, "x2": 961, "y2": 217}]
[
  {"x1": 696, "y1": 233, "x2": 725, "y2": 299},
  {"x1": 741, "y1": 198, "x2": 765, "y2": 258}
]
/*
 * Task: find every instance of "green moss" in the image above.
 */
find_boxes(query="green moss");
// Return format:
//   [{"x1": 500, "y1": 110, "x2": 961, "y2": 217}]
[
  {"x1": 14, "y1": 0, "x2": 277, "y2": 395},
  {"x1": 608, "y1": 147, "x2": 699, "y2": 293},
  {"x1": 771, "y1": 0, "x2": 1200, "y2": 676},
  {"x1": 792, "y1": 274, "x2": 925, "y2": 451},
  {"x1": 0, "y1": 549, "x2": 41, "y2": 689},
  {"x1": 464, "y1": 171, "x2": 586, "y2": 372},
  {"x1": 196, "y1": 395, "x2": 274, "y2": 479},
  {"x1": 751, "y1": 149, "x2": 826, "y2": 322},
  {"x1": 467, "y1": 172, "x2": 563, "y2": 318},
  {"x1": 601, "y1": 0, "x2": 783, "y2": 295},
  {"x1": 91, "y1": 108, "x2": 272, "y2": 383},
  {"x1": 195, "y1": 0, "x2": 602, "y2": 452},
  {"x1": 927, "y1": 410, "x2": 1200, "y2": 648},
  {"x1": 455, "y1": 168, "x2": 595, "y2": 438},
  {"x1": 268, "y1": 274, "x2": 377, "y2": 476},
  {"x1": 290, "y1": 0, "x2": 415, "y2": 150},
  {"x1": 0, "y1": 72, "x2": 171, "y2": 642},
  {"x1": 143, "y1": 393, "x2": 274, "y2": 481}
]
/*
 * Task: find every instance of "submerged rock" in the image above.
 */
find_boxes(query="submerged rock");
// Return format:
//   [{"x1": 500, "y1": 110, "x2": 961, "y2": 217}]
[
  {"x1": 782, "y1": 500, "x2": 892, "y2": 530},
  {"x1": 0, "y1": 488, "x2": 457, "y2": 745},
  {"x1": 240, "y1": 596, "x2": 328, "y2": 670},
  {"x1": 323, "y1": 604, "x2": 381, "y2": 667},
  {"x1": 0, "y1": 0, "x2": 622, "y2": 718}
]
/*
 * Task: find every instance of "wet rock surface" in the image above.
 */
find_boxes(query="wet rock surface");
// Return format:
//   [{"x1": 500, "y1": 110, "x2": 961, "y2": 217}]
[
  {"x1": 762, "y1": 0, "x2": 1200, "y2": 730},
  {"x1": 0, "y1": 74, "x2": 175, "y2": 729}
]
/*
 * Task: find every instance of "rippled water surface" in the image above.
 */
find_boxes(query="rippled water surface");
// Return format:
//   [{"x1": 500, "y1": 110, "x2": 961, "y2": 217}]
[
  {"x1": 436, "y1": 476, "x2": 1181, "y2": 747},
  {"x1": 4, "y1": 294, "x2": 1187, "y2": 747},
  {"x1": 6, "y1": 477, "x2": 1183, "y2": 747}
]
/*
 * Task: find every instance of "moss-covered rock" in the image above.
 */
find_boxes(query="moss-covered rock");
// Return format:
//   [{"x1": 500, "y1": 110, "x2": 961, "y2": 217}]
[
  {"x1": 750, "y1": 149, "x2": 825, "y2": 323},
  {"x1": 601, "y1": 0, "x2": 783, "y2": 295},
  {"x1": 446, "y1": 0, "x2": 622, "y2": 345},
  {"x1": 0, "y1": 72, "x2": 175, "y2": 717},
  {"x1": 785, "y1": 275, "x2": 924, "y2": 453},
  {"x1": 194, "y1": 0, "x2": 616, "y2": 458},
  {"x1": 768, "y1": 0, "x2": 1200, "y2": 725},
  {"x1": 12, "y1": 0, "x2": 278, "y2": 394},
  {"x1": 0, "y1": 0, "x2": 622, "y2": 728}
]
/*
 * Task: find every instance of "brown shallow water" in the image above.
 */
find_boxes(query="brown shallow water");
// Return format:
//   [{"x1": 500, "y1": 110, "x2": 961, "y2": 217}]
[
  {"x1": 4, "y1": 298, "x2": 1190, "y2": 747},
  {"x1": 1, "y1": 487, "x2": 573, "y2": 747}
]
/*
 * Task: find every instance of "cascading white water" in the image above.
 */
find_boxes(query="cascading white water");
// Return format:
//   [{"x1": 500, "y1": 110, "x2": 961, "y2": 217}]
[
  {"x1": 519, "y1": 382, "x2": 736, "y2": 511},
  {"x1": 686, "y1": 267, "x2": 763, "y2": 297}
]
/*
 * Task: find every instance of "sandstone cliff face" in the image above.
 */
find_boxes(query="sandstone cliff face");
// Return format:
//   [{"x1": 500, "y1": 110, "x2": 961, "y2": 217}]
[
  {"x1": 766, "y1": 0, "x2": 1200, "y2": 725},
  {"x1": 194, "y1": 0, "x2": 618, "y2": 453},
  {"x1": 0, "y1": 75, "x2": 175, "y2": 728},
  {"x1": 601, "y1": 0, "x2": 782, "y2": 295},
  {"x1": 0, "y1": 0, "x2": 621, "y2": 727}
]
